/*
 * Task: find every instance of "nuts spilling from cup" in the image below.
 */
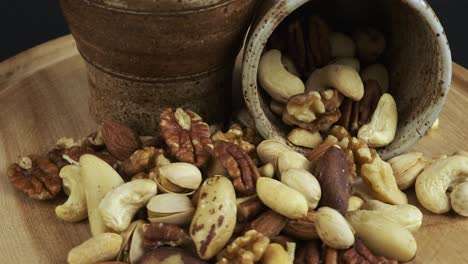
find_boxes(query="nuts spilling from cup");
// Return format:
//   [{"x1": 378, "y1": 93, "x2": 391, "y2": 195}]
[
  {"x1": 4, "y1": 16, "x2": 464, "y2": 264},
  {"x1": 261, "y1": 13, "x2": 396, "y2": 149}
]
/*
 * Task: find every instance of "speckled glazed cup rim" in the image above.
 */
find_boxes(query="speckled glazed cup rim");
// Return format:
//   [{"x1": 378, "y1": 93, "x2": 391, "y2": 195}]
[{"x1": 242, "y1": 0, "x2": 452, "y2": 159}]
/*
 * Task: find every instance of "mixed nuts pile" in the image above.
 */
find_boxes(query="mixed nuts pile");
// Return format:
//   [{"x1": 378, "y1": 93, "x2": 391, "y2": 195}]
[
  {"x1": 6, "y1": 15, "x2": 468, "y2": 264},
  {"x1": 260, "y1": 13, "x2": 393, "y2": 150}
]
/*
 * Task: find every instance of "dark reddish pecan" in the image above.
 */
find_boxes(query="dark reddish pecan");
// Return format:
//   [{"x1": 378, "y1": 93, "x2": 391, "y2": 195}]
[
  {"x1": 213, "y1": 140, "x2": 260, "y2": 196},
  {"x1": 7, "y1": 155, "x2": 61, "y2": 200},
  {"x1": 160, "y1": 108, "x2": 213, "y2": 167},
  {"x1": 237, "y1": 196, "x2": 265, "y2": 221},
  {"x1": 342, "y1": 239, "x2": 398, "y2": 264},
  {"x1": 306, "y1": 15, "x2": 331, "y2": 71},
  {"x1": 142, "y1": 222, "x2": 186, "y2": 249},
  {"x1": 246, "y1": 210, "x2": 287, "y2": 239},
  {"x1": 338, "y1": 80, "x2": 382, "y2": 134},
  {"x1": 287, "y1": 14, "x2": 307, "y2": 77},
  {"x1": 358, "y1": 80, "x2": 383, "y2": 127},
  {"x1": 294, "y1": 241, "x2": 321, "y2": 264}
]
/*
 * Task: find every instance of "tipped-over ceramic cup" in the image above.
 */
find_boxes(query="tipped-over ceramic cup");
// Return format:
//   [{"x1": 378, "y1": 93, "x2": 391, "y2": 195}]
[
  {"x1": 242, "y1": 0, "x2": 452, "y2": 159},
  {"x1": 60, "y1": 0, "x2": 257, "y2": 134}
]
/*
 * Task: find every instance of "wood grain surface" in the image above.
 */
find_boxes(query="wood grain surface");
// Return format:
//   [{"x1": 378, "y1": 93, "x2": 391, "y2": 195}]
[{"x1": 1, "y1": 35, "x2": 468, "y2": 263}]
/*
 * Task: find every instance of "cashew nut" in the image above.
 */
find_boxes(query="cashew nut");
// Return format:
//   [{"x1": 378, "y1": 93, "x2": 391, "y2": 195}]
[
  {"x1": 99, "y1": 179, "x2": 157, "y2": 232},
  {"x1": 416, "y1": 155, "x2": 468, "y2": 214},
  {"x1": 287, "y1": 128, "x2": 323, "y2": 149},
  {"x1": 315, "y1": 207, "x2": 355, "y2": 249},
  {"x1": 67, "y1": 233, "x2": 122, "y2": 264},
  {"x1": 362, "y1": 199, "x2": 423, "y2": 232},
  {"x1": 281, "y1": 169, "x2": 321, "y2": 209},
  {"x1": 348, "y1": 196, "x2": 365, "y2": 211},
  {"x1": 258, "y1": 163, "x2": 275, "y2": 178},
  {"x1": 352, "y1": 27, "x2": 386, "y2": 63},
  {"x1": 270, "y1": 100, "x2": 285, "y2": 116},
  {"x1": 281, "y1": 54, "x2": 300, "y2": 77},
  {"x1": 332, "y1": 57, "x2": 360, "y2": 72},
  {"x1": 451, "y1": 182, "x2": 468, "y2": 216},
  {"x1": 256, "y1": 139, "x2": 291, "y2": 164},
  {"x1": 329, "y1": 32, "x2": 356, "y2": 58},
  {"x1": 388, "y1": 152, "x2": 429, "y2": 190},
  {"x1": 55, "y1": 165, "x2": 87, "y2": 222},
  {"x1": 358, "y1": 93, "x2": 398, "y2": 148},
  {"x1": 258, "y1": 49, "x2": 305, "y2": 103},
  {"x1": 347, "y1": 210, "x2": 417, "y2": 262},
  {"x1": 306, "y1": 64, "x2": 364, "y2": 101},
  {"x1": 361, "y1": 64, "x2": 389, "y2": 92}
]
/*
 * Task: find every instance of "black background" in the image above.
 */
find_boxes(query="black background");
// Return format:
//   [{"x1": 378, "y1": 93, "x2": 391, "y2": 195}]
[{"x1": 1, "y1": 1, "x2": 467, "y2": 67}]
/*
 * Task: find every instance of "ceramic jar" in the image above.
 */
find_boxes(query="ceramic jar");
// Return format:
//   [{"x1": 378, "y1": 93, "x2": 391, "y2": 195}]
[
  {"x1": 242, "y1": 0, "x2": 452, "y2": 159},
  {"x1": 60, "y1": 0, "x2": 257, "y2": 134}
]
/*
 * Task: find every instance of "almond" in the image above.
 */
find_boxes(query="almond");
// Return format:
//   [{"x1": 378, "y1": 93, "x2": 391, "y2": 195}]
[{"x1": 101, "y1": 120, "x2": 142, "y2": 161}]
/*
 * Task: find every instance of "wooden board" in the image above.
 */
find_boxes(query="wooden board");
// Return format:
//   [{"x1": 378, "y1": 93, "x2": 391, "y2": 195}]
[{"x1": 1, "y1": 35, "x2": 468, "y2": 263}]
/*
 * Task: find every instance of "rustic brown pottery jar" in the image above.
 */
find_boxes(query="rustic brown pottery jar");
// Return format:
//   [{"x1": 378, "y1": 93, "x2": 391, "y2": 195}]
[{"x1": 60, "y1": 0, "x2": 258, "y2": 134}]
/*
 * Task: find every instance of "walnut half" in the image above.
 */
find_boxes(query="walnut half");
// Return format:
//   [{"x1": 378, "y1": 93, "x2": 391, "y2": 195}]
[{"x1": 216, "y1": 230, "x2": 270, "y2": 264}]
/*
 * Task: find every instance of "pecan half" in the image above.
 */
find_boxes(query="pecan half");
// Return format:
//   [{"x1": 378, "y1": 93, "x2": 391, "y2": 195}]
[
  {"x1": 287, "y1": 14, "x2": 307, "y2": 78},
  {"x1": 294, "y1": 241, "x2": 320, "y2": 264},
  {"x1": 338, "y1": 80, "x2": 382, "y2": 134},
  {"x1": 7, "y1": 156, "x2": 61, "y2": 200},
  {"x1": 142, "y1": 222, "x2": 186, "y2": 249},
  {"x1": 306, "y1": 15, "x2": 331, "y2": 71},
  {"x1": 283, "y1": 211, "x2": 319, "y2": 240},
  {"x1": 246, "y1": 210, "x2": 287, "y2": 239},
  {"x1": 214, "y1": 141, "x2": 260, "y2": 196},
  {"x1": 237, "y1": 196, "x2": 265, "y2": 221},
  {"x1": 160, "y1": 108, "x2": 213, "y2": 167},
  {"x1": 342, "y1": 239, "x2": 398, "y2": 264}
]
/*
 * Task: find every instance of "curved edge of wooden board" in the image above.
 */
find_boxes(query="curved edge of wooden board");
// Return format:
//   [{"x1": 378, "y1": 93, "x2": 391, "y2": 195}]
[{"x1": 0, "y1": 35, "x2": 77, "y2": 94}]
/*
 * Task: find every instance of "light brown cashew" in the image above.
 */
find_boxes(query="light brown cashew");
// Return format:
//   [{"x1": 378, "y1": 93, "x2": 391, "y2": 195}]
[
  {"x1": 332, "y1": 57, "x2": 360, "y2": 72},
  {"x1": 306, "y1": 64, "x2": 364, "y2": 101},
  {"x1": 358, "y1": 93, "x2": 398, "y2": 147},
  {"x1": 329, "y1": 32, "x2": 356, "y2": 58},
  {"x1": 281, "y1": 54, "x2": 300, "y2": 77},
  {"x1": 415, "y1": 155, "x2": 468, "y2": 214},
  {"x1": 451, "y1": 182, "x2": 468, "y2": 216},
  {"x1": 362, "y1": 199, "x2": 423, "y2": 232},
  {"x1": 55, "y1": 165, "x2": 87, "y2": 222},
  {"x1": 287, "y1": 128, "x2": 323, "y2": 149},
  {"x1": 361, "y1": 64, "x2": 389, "y2": 92},
  {"x1": 258, "y1": 49, "x2": 305, "y2": 103}
]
